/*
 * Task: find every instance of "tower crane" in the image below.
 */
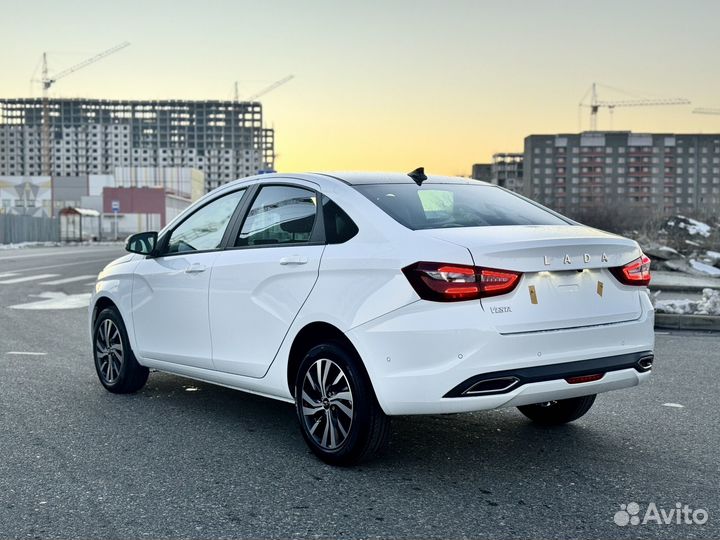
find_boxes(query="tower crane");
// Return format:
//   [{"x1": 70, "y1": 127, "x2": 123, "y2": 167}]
[
  {"x1": 228, "y1": 75, "x2": 292, "y2": 172},
  {"x1": 247, "y1": 75, "x2": 294, "y2": 102},
  {"x1": 579, "y1": 83, "x2": 690, "y2": 131},
  {"x1": 37, "y1": 42, "x2": 130, "y2": 175},
  {"x1": 693, "y1": 107, "x2": 720, "y2": 116}
]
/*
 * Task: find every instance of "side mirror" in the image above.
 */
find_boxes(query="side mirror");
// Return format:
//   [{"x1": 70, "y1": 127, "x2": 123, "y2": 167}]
[{"x1": 125, "y1": 231, "x2": 158, "y2": 255}]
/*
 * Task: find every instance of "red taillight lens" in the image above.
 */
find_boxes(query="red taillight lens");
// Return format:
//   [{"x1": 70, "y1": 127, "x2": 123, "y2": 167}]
[
  {"x1": 402, "y1": 262, "x2": 521, "y2": 302},
  {"x1": 566, "y1": 373, "x2": 604, "y2": 384},
  {"x1": 610, "y1": 254, "x2": 651, "y2": 286},
  {"x1": 479, "y1": 269, "x2": 521, "y2": 296}
]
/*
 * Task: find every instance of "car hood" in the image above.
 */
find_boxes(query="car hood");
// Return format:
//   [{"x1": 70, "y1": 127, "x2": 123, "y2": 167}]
[{"x1": 105, "y1": 252, "x2": 141, "y2": 269}]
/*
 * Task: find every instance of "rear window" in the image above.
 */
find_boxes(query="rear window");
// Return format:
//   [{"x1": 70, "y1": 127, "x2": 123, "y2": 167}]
[{"x1": 355, "y1": 184, "x2": 568, "y2": 230}]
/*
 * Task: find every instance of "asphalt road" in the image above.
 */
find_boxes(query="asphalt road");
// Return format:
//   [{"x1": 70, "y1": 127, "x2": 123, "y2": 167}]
[{"x1": 0, "y1": 245, "x2": 718, "y2": 539}]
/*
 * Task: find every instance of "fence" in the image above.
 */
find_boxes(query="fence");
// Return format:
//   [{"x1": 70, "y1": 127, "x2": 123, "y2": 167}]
[{"x1": 0, "y1": 214, "x2": 60, "y2": 244}]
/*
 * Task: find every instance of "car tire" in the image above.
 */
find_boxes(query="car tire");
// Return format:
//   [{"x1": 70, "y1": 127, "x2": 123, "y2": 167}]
[
  {"x1": 517, "y1": 394, "x2": 596, "y2": 425},
  {"x1": 93, "y1": 307, "x2": 149, "y2": 394},
  {"x1": 295, "y1": 341, "x2": 390, "y2": 466}
]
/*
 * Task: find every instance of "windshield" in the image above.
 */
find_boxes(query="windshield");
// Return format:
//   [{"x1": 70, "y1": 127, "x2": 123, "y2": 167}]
[{"x1": 355, "y1": 183, "x2": 569, "y2": 230}]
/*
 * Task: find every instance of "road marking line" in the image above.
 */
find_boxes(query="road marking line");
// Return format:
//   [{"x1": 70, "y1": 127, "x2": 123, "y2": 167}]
[
  {"x1": 662, "y1": 403, "x2": 685, "y2": 408},
  {"x1": 9, "y1": 292, "x2": 91, "y2": 310},
  {"x1": 6, "y1": 351, "x2": 47, "y2": 356},
  {"x1": 40, "y1": 275, "x2": 96, "y2": 285},
  {"x1": 0, "y1": 273, "x2": 20, "y2": 278},
  {"x1": 0, "y1": 274, "x2": 59, "y2": 284},
  {"x1": 7, "y1": 257, "x2": 118, "y2": 273},
  {"x1": 0, "y1": 247, "x2": 122, "y2": 261}
]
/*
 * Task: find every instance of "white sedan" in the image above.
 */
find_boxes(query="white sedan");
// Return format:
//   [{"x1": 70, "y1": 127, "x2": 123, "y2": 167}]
[{"x1": 89, "y1": 170, "x2": 655, "y2": 465}]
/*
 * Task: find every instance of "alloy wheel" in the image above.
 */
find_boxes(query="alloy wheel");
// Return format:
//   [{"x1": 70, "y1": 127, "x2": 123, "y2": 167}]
[
  {"x1": 301, "y1": 358, "x2": 354, "y2": 450},
  {"x1": 96, "y1": 319, "x2": 123, "y2": 384}
]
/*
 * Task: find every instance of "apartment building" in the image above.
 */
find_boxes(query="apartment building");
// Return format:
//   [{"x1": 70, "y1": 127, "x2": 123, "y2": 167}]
[
  {"x1": 523, "y1": 132, "x2": 720, "y2": 216},
  {"x1": 491, "y1": 153, "x2": 523, "y2": 192},
  {"x1": 470, "y1": 163, "x2": 492, "y2": 182},
  {"x1": 0, "y1": 99, "x2": 275, "y2": 193}
]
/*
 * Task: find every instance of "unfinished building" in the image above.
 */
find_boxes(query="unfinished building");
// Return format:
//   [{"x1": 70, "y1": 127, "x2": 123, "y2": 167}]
[{"x1": 0, "y1": 98, "x2": 275, "y2": 192}]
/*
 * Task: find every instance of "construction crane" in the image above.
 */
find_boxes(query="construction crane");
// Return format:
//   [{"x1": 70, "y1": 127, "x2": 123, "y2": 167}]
[
  {"x1": 37, "y1": 42, "x2": 130, "y2": 175},
  {"x1": 693, "y1": 107, "x2": 720, "y2": 116},
  {"x1": 580, "y1": 83, "x2": 690, "y2": 131},
  {"x1": 247, "y1": 75, "x2": 294, "y2": 102}
]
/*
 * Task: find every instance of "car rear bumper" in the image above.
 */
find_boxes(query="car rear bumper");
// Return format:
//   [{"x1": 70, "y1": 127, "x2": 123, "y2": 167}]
[{"x1": 347, "y1": 291, "x2": 655, "y2": 415}]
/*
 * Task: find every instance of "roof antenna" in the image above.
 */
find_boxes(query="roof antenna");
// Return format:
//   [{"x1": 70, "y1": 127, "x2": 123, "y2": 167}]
[{"x1": 408, "y1": 167, "x2": 427, "y2": 186}]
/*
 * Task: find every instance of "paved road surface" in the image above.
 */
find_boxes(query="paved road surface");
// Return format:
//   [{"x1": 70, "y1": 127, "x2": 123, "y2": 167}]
[{"x1": 0, "y1": 246, "x2": 718, "y2": 539}]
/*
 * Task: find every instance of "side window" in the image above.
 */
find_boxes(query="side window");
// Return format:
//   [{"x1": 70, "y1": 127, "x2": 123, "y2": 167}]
[
  {"x1": 236, "y1": 185, "x2": 317, "y2": 247},
  {"x1": 322, "y1": 195, "x2": 358, "y2": 244},
  {"x1": 166, "y1": 189, "x2": 245, "y2": 254}
]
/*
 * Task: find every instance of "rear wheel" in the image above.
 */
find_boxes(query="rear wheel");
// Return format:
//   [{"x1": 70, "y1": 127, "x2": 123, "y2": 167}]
[
  {"x1": 295, "y1": 342, "x2": 390, "y2": 465},
  {"x1": 93, "y1": 307, "x2": 149, "y2": 394},
  {"x1": 517, "y1": 394, "x2": 596, "y2": 425}
]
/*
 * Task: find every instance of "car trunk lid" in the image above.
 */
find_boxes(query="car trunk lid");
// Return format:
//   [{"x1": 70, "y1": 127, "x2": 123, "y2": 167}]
[{"x1": 418, "y1": 225, "x2": 644, "y2": 333}]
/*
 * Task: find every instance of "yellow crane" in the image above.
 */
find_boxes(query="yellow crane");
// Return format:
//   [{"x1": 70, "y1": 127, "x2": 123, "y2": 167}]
[
  {"x1": 580, "y1": 83, "x2": 690, "y2": 131},
  {"x1": 37, "y1": 42, "x2": 130, "y2": 175}
]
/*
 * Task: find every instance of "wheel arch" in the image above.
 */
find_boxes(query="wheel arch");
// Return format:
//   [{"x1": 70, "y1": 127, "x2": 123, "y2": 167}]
[
  {"x1": 92, "y1": 295, "x2": 119, "y2": 326},
  {"x1": 286, "y1": 321, "x2": 368, "y2": 397}
]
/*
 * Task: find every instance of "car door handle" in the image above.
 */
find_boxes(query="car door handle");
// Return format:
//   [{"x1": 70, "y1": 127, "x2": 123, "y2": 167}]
[
  {"x1": 185, "y1": 263, "x2": 208, "y2": 274},
  {"x1": 279, "y1": 255, "x2": 308, "y2": 266}
]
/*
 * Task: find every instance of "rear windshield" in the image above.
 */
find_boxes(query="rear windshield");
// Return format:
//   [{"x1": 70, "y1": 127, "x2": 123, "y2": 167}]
[{"x1": 355, "y1": 183, "x2": 569, "y2": 230}]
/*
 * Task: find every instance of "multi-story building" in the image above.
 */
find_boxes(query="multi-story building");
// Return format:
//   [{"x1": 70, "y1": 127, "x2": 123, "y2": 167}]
[
  {"x1": 0, "y1": 98, "x2": 275, "y2": 193},
  {"x1": 491, "y1": 153, "x2": 523, "y2": 192},
  {"x1": 523, "y1": 132, "x2": 720, "y2": 216},
  {"x1": 470, "y1": 163, "x2": 492, "y2": 182},
  {"x1": 0, "y1": 167, "x2": 203, "y2": 218}
]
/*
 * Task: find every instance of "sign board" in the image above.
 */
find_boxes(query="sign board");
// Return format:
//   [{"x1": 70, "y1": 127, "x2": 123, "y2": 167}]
[{"x1": 111, "y1": 200, "x2": 120, "y2": 213}]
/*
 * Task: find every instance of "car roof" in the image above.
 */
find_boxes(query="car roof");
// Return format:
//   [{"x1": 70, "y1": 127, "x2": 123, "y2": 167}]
[
  {"x1": 312, "y1": 171, "x2": 488, "y2": 186},
  {"x1": 214, "y1": 171, "x2": 492, "y2": 196}
]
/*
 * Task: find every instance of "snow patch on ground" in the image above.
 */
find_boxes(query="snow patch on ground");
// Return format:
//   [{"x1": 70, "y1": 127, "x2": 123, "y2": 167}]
[
  {"x1": 0, "y1": 241, "x2": 123, "y2": 250},
  {"x1": 675, "y1": 215, "x2": 712, "y2": 237},
  {"x1": 0, "y1": 242, "x2": 61, "y2": 250},
  {"x1": 655, "y1": 288, "x2": 720, "y2": 315},
  {"x1": 689, "y1": 259, "x2": 720, "y2": 276}
]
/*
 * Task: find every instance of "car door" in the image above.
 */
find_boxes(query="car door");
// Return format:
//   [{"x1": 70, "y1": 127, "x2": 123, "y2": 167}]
[
  {"x1": 131, "y1": 188, "x2": 246, "y2": 369},
  {"x1": 209, "y1": 183, "x2": 325, "y2": 378}
]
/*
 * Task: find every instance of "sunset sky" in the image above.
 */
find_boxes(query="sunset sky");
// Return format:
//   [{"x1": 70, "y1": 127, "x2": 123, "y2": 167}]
[{"x1": 2, "y1": 0, "x2": 719, "y2": 175}]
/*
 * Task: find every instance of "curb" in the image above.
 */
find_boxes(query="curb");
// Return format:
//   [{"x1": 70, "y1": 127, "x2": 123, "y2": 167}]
[
  {"x1": 654, "y1": 313, "x2": 720, "y2": 332},
  {"x1": 650, "y1": 285, "x2": 720, "y2": 293}
]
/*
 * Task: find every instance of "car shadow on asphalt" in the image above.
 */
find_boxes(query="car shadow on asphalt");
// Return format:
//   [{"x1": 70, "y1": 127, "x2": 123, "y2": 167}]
[{"x1": 115, "y1": 371, "x2": 650, "y2": 477}]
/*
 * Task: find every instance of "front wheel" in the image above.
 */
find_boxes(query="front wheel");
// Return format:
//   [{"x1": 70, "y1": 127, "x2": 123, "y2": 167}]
[
  {"x1": 93, "y1": 307, "x2": 149, "y2": 394},
  {"x1": 295, "y1": 342, "x2": 390, "y2": 466},
  {"x1": 517, "y1": 394, "x2": 596, "y2": 425}
]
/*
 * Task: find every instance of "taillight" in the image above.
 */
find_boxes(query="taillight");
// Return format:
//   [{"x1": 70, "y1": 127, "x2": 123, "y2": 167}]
[
  {"x1": 609, "y1": 254, "x2": 651, "y2": 286},
  {"x1": 566, "y1": 373, "x2": 604, "y2": 384},
  {"x1": 402, "y1": 262, "x2": 521, "y2": 302}
]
